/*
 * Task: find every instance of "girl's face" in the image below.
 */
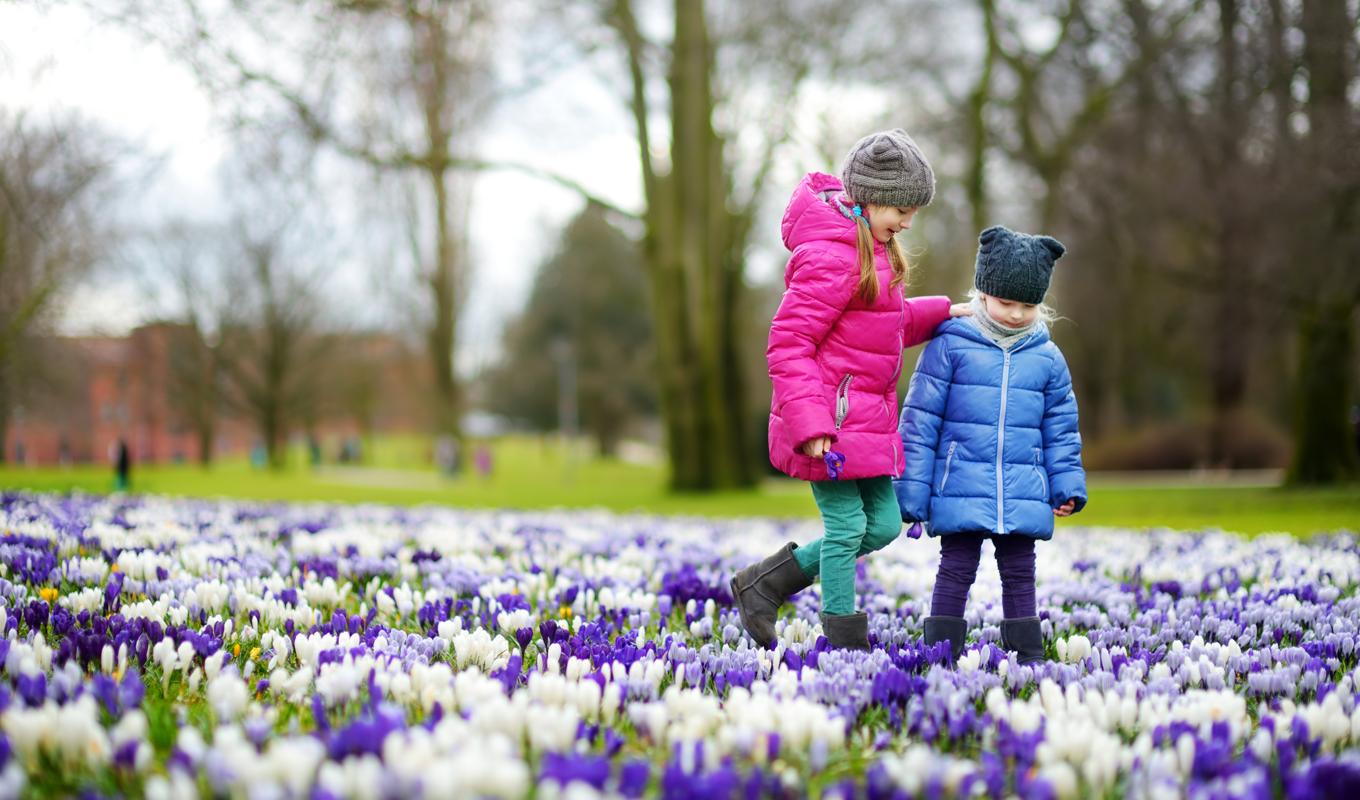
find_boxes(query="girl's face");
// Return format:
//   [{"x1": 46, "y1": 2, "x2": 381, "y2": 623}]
[
  {"x1": 982, "y1": 293, "x2": 1039, "y2": 329},
  {"x1": 866, "y1": 204, "x2": 918, "y2": 244}
]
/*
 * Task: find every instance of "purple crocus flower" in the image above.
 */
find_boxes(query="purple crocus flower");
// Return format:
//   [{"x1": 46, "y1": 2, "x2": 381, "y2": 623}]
[
  {"x1": 618, "y1": 760, "x2": 650, "y2": 798},
  {"x1": 312, "y1": 693, "x2": 330, "y2": 733},
  {"x1": 16, "y1": 673, "x2": 45, "y2": 708},
  {"x1": 824, "y1": 451, "x2": 846, "y2": 480},
  {"x1": 1287, "y1": 758, "x2": 1360, "y2": 800},
  {"x1": 326, "y1": 705, "x2": 406, "y2": 761},
  {"x1": 110, "y1": 739, "x2": 138, "y2": 771},
  {"x1": 90, "y1": 674, "x2": 120, "y2": 715},
  {"x1": 540, "y1": 753, "x2": 611, "y2": 791}
]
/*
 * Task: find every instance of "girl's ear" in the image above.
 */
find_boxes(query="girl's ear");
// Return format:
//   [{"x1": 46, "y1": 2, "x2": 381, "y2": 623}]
[{"x1": 1038, "y1": 236, "x2": 1066, "y2": 260}]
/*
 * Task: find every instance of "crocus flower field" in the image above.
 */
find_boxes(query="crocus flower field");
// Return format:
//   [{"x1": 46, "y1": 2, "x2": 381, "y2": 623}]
[{"x1": 1, "y1": 492, "x2": 1358, "y2": 799}]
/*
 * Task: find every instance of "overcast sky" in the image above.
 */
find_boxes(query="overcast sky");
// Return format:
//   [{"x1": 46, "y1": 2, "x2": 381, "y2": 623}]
[
  {"x1": 1, "y1": 3, "x2": 656, "y2": 370},
  {"x1": 1, "y1": 3, "x2": 903, "y2": 374}
]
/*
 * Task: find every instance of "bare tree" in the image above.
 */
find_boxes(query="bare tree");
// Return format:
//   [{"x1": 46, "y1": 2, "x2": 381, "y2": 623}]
[
  {"x1": 581, "y1": 0, "x2": 873, "y2": 490},
  {"x1": 133, "y1": 220, "x2": 225, "y2": 466},
  {"x1": 972, "y1": 0, "x2": 1205, "y2": 230},
  {"x1": 214, "y1": 220, "x2": 335, "y2": 470},
  {"x1": 94, "y1": 0, "x2": 538, "y2": 444},
  {"x1": 0, "y1": 110, "x2": 120, "y2": 462}
]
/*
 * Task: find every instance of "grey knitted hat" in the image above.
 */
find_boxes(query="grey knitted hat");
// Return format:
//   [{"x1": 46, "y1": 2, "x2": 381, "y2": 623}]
[
  {"x1": 974, "y1": 225, "x2": 1066, "y2": 304},
  {"x1": 840, "y1": 128, "x2": 935, "y2": 208}
]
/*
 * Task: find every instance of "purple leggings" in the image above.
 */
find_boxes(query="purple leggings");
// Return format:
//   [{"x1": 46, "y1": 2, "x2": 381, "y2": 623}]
[{"x1": 930, "y1": 533, "x2": 1037, "y2": 618}]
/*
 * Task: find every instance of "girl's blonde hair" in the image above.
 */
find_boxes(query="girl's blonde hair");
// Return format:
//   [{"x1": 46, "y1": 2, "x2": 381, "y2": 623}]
[{"x1": 852, "y1": 205, "x2": 909, "y2": 304}]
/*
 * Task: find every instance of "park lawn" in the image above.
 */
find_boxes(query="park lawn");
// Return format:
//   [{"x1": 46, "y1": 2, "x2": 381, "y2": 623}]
[
  {"x1": 1071, "y1": 481, "x2": 1358, "y2": 537},
  {"x1": 1, "y1": 436, "x2": 1355, "y2": 535}
]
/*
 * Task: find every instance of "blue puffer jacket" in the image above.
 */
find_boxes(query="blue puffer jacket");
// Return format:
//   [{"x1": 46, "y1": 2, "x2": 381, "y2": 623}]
[{"x1": 894, "y1": 318, "x2": 1087, "y2": 539}]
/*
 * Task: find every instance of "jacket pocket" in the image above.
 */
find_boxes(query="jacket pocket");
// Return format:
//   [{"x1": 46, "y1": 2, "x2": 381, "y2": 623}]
[
  {"x1": 1033, "y1": 448, "x2": 1047, "y2": 500},
  {"x1": 939, "y1": 441, "x2": 958, "y2": 493},
  {"x1": 834, "y1": 374, "x2": 855, "y2": 431}
]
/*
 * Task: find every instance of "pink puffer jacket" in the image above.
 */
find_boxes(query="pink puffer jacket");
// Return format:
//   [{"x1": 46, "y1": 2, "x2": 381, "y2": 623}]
[{"x1": 767, "y1": 172, "x2": 952, "y2": 482}]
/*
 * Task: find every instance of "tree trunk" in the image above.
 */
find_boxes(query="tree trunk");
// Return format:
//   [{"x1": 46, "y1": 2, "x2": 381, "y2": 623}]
[
  {"x1": 642, "y1": 0, "x2": 755, "y2": 491},
  {"x1": 0, "y1": 367, "x2": 8, "y2": 465},
  {"x1": 197, "y1": 422, "x2": 214, "y2": 468},
  {"x1": 1208, "y1": 221, "x2": 1249, "y2": 467},
  {"x1": 676, "y1": 0, "x2": 746, "y2": 490},
  {"x1": 965, "y1": 0, "x2": 998, "y2": 234},
  {"x1": 263, "y1": 398, "x2": 284, "y2": 470},
  {"x1": 1206, "y1": 0, "x2": 1249, "y2": 467},
  {"x1": 614, "y1": 0, "x2": 759, "y2": 491},
  {"x1": 1288, "y1": 0, "x2": 1358, "y2": 485},
  {"x1": 418, "y1": 7, "x2": 463, "y2": 444},
  {"x1": 427, "y1": 163, "x2": 462, "y2": 440},
  {"x1": 1287, "y1": 306, "x2": 1359, "y2": 484}
]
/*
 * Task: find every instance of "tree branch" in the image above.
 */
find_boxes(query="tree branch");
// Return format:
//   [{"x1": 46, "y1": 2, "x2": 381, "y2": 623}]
[{"x1": 605, "y1": 0, "x2": 658, "y2": 211}]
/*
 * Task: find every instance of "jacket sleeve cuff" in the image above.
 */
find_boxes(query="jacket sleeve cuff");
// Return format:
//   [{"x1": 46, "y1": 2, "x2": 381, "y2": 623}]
[
  {"x1": 1051, "y1": 472, "x2": 1088, "y2": 512},
  {"x1": 894, "y1": 478, "x2": 930, "y2": 522},
  {"x1": 782, "y1": 398, "x2": 835, "y2": 452}
]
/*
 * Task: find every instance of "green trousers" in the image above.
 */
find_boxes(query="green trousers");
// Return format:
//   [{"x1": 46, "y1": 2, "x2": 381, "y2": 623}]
[{"x1": 794, "y1": 476, "x2": 902, "y2": 616}]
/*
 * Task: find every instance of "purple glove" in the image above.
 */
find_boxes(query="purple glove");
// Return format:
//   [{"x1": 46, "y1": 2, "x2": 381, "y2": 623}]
[
  {"x1": 823, "y1": 451, "x2": 846, "y2": 480},
  {"x1": 906, "y1": 522, "x2": 924, "y2": 539}
]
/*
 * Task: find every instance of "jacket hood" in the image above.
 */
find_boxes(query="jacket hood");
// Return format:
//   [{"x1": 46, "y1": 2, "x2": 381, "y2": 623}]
[
  {"x1": 780, "y1": 172, "x2": 859, "y2": 251},
  {"x1": 939, "y1": 316, "x2": 1051, "y2": 351}
]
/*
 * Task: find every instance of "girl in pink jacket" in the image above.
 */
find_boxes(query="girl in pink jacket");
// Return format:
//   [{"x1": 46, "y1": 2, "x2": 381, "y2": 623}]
[{"x1": 731, "y1": 129, "x2": 969, "y2": 650}]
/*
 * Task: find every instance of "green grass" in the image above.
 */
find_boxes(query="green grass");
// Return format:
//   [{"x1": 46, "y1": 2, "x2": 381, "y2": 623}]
[
  {"x1": 1074, "y1": 480, "x2": 1359, "y2": 536},
  {"x1": 2, "y1": 435, "x2": 1356, "y2": 534}
]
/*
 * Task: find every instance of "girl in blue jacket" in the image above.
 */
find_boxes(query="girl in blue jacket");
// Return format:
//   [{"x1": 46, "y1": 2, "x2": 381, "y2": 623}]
[{"x1": 895, "y1": 225, "x2": 1087, "y2": 665}]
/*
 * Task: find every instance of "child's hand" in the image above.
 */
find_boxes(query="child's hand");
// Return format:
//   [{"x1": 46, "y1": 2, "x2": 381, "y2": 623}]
[
  {"x1": 949, "y1": 302, "x2": 973, "y2": 317},
  {"x1": 800, "y1": 436, "x2": 833, "y2": 458},
  {"x1": 1053, "y1": 499, "x2": 1077, "y2": 517}
]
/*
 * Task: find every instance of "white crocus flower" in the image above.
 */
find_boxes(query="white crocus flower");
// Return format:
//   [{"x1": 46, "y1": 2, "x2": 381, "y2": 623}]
[{"x1": 207, "y1": 668, "x2": 250, "y2": 721}]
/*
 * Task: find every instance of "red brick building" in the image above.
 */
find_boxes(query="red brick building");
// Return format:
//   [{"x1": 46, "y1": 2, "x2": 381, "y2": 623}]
[{"x1": 5, "y1": 324, "x2": 433, "y2": 466}]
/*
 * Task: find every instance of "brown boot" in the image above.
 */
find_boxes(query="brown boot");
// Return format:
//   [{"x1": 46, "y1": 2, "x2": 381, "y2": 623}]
[
  {"x1": 821, "y1": 611, "x2": 870, "y2": 651},
  {"x1": 1001, "y1": 617, "x2": 1045, "y2": 665},
  {"x1": 923, "y1": 616, "x2": 967, "y2": 663},
  {"x1": 729, "y1": 543, "x2": 813, "y2": 648}
]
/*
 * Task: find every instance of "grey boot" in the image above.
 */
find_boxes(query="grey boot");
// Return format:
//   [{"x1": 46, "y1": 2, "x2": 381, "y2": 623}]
[
  {"x1": 1001, "y1": 617, "x2": 1045, "y2": 665},
  {"x1": 729, "y1": 543, "x2": 813, "y2": 648},
  {"x1": 923, "y1": 616, "x2": 968, "y2": 662},
  {"x1": 821, "y1": 612, "x2": 870, "y2": 650}
]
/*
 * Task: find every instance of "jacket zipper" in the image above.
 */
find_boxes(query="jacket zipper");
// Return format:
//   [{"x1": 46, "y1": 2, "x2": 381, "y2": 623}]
[
  {"x1": 940, "y1": 441, "x2": 958, "y2": 492},
  {"x1": 1034, "y1": 448, "x2": 1047, "y2": 501},
  {"x1": 996, "y1": 350, "x2": 1012, "y2": 534},
  {"x1": 834, "y1": 375, "x2": 854, "y2": 431},
  {"x1": 892, "y1": 325, "x2": 904, "y2": 477},
  {"x1": 892, "y1": 323, "x2": 904, "y2": 384}
]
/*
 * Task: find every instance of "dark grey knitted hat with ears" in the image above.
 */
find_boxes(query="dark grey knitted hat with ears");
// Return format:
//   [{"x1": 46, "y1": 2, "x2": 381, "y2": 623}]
[
  {"x1": 974, "y1": 225, "x2": 1066, "y2": 304},
  {"x1": 840, "y1": 128, "x2": 935, "y2": 208}
]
